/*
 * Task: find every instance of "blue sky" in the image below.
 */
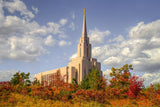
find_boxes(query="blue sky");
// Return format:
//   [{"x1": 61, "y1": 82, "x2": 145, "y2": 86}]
[{"x1": 0, "y1": 0, "x2": 160, "y2": 86}]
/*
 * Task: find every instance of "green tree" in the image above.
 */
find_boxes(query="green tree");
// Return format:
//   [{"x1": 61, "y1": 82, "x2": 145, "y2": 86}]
[
  {"x1": 72, "y1": 78, "x2": 78, "y2": 86},
  {"x1": 80, "y1": 74, "x2": 90, "y2": 89},
  {"x1": 10, "y1": 71, "x2": 31, "y2": 86},
  {"x1": 80, "y1": 67, "x2": 104, "y2": 90},
  {"x1": 88, "y1": 67, "x2": 101, "y2": 90},
  {"x1": 152, "y1": 82, "x2": 160, "y2": 92}
]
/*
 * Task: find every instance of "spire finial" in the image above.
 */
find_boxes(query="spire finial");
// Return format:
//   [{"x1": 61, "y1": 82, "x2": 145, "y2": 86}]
[
  {"x1": 82, "y1": 8, "x2": 87, "y2": 36},
  {"x1": 84, "y1": 8, "x2": 86, "y2": 15}
]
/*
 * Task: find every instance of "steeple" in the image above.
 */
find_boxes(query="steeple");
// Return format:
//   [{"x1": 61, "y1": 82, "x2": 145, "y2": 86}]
[
  {"x1": 77, "y1": 8, "x2": 91, "y2": 59},
  {"x1": 82, "y1": 8, "x2": 87, "y2": 37}
]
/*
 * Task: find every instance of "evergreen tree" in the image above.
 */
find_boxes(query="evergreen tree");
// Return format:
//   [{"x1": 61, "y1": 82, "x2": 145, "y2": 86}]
[
  {"x1": 80, "y1": 67, "x2": 103, "y2": 90},
  {"x1": 88, "y1": 67, "x2": 101, "y2": 90},
  {"x1": 80, "y1": 74, "x2": 90, "y2": 89}
]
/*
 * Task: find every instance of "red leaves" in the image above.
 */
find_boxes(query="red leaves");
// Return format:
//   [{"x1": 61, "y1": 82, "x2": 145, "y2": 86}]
[
  {"x1": 0, "y1": 81, "x2": 11, "y2": 86},
  {"x1": 72, "y1": 89, "x2": 106, "y2": 103},
  {"x1": 126, "y1": 75, "x2": 144, "y2": 98}
]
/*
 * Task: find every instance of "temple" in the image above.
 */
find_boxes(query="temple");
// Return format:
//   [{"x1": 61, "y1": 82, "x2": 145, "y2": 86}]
[{"x1": 35, "y1": 8, "x2": 102, "y2": 84}]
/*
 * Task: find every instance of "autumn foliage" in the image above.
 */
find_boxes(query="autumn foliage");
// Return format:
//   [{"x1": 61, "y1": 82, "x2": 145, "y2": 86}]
[{"x1": 0, "y1": 64, "x2": 160, "y2": 106}]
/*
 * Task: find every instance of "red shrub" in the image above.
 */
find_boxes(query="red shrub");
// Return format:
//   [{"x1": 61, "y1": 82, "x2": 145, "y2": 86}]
[{"x1": 126, "y1": 75, "x2": 144, "y2": 98}]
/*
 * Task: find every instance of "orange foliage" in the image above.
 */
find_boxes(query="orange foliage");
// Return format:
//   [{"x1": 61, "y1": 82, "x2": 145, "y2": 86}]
[{"x1": 0, "y1": 69, "x2": 160, "y2": 106}]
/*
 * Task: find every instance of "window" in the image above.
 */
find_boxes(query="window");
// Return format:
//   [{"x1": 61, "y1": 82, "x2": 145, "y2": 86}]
[
  {"x1": 84, "y1": 68, "x2": 86, "y2": 75},
  {"x1": 80, "y1": 48, "x2": 81, "y2": 57},
  {"x1": 87, "y1": 48, "x2": 88, "y2": 57},
  {"x1": 75, "y1": 72, "x2": 77, "y2": 81}
]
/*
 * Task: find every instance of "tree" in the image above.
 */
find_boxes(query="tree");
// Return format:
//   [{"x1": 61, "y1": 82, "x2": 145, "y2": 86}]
[
  {"x1": 109, "y1": 64, "x2": 132, "y2": 88},
  {"x1": 108, "y1": 64, "x2": 133, "y2": 98},
  {"x1": 88, "y1": 67, "x2": 101, "y2": 90},
  {"x1": 80, "y1": 67, "x2": 105, "y2": 90},
  {"x1": 10, "y1": 71, "x2": 31, "y2": 86},
  {"x1": 72, "y1": 78, "x2": 78, "y2": 86},
  {"x1": 108, "y1": 64, "x2": 144, "y2": 98},
  {"x1": 126, "y1": 75, "x2": 144, "y2": 98},
  {"x1": 32, "y1": 77, "x2": 40, "y2": 85},
  {"x1": 80, "y1": 74, "x2": 90, "y2": 89}
]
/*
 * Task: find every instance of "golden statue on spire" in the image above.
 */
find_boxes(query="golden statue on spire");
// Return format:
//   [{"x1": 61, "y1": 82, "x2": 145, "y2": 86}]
[{"x1": 84, "y1": 8, "x2": 86, "y2": 15}]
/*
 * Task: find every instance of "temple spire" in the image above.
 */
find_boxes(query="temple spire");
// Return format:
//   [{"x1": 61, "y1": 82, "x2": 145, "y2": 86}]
[{"x1": 82, "y1": 8, "x2": 87, "y2": 37}]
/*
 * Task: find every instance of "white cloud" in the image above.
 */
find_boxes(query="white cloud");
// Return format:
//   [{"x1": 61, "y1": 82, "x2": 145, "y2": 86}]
[
  {"x1": 90, "y1": 20, "x2": 160, "y2": 74},
  {"x1": 129, "y1": 20, "x2": 160, "y2": 39},
  {"x1": 44, "y1": 35, "x2": 56, "y2": 47},
  {"x1": 71, "y1": 12, "x2": 75, "y2": 20},
  {"x1": 89, "y1": 28, "x2": 111, "y2": 45},
  {"x1": 59, "y1": 19, "x2": 67, "y2": 26},
  {"x1": 68, "y1": 19, "x2": 160, "y2": 86},
  {"x1": 69, "y1": 53, "x2": 77, "y2": 60},
  {"x1": 103, "y1": 56, "x2": 122, "y2": 67},
  {"x1": 59, "y1": 40, "x2": 71, "y2": 47},
  {"x1": 69, "y1": 19, "x2": 160, "y2": 75},
  {"x1": 0, "y1": 70, "x2": 36, "y2": 82},
  {"x1": 121, "y1": 47, "x2": 130, "y2": 56},
  {"x1": 103, "y1": 69, "x2": 111, "y2": 77},
  {"x1": 0, "y1": 70, "x2": 18, "y2": 82},
  {"x1": 32, "y1": 6, "x2": 39, "y2": 14},
  {"x1": 142, "y1": 71, "x2": 160, "y2": 87},
  {"x1": 69, "y1": 22, "x2": 75, "y2": 31},
  {"x1": 110, "y1": 35, "x2": 124, "y2": 42},
  {"x1": 0, "y1": 1, "x2": 5, "y2": 25},
  {"x1": 58, "y1": 34, "x2": 67, "y2": 38},
  {"x1": 7, "y1": 36, "x2": 46, "y2": 62},
  {"x1": 0, "y1": 0, "x2": 71, "y2": 62},
  {"x1": 3, "y1": 0, "x2": 34, "y2": 19}
]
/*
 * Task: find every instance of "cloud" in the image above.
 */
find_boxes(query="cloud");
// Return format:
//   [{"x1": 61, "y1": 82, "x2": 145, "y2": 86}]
[
  {"x1": 0, "y1": 70, "x2": 17, "y2": 82},
  {"x1": 121, "y1": 47, "x2": 130, "y2": 56},
  {"x1": 103, "y1": 69, "x2": 111, "y2": 77},
  {"x1": 142, "y1": 71, "x2": 160, "y2": 87},
  {"x1": 7, "y1": 36, "x2": 46, "y2": 62},
  {"x1": 0, "y1": 0, "x2": 71, "y2": 62},
  {"x1": 71, "y1": 12, "x2": 75, "y2": 20},
  {"x1": 68, "y1": 19, "x2": 160, "y2": 86},
  {"x1": 0, "y1": 1, "x2": 5, "y2": 24},
  {"x1": 109, "y1": 35, "x2": 124, "y2": 42},
  {"x1": 0, "y1": 70, "x2": 36, "y2": 82},
  {"x1": 59, "y1": 19, "x2": 68, "y2": 26},
  {"x1": 129, "y1": 20, "x2": 160, "y2": 39},
  {"x1": 44, "y1": 35, "x2": 56, "y2": 47},
  {"x1": 32, "y1": 6, "x2": 39, "y2": 14},
  {"x1": 69, "y1": 22, "x2": 75, "y2": 31},
  {"x1": 59, "y1": 40, "x2": 71, "y2": 47},
  {"x1": 69, "y1": 53, "x2": 77, "y2": 60},
  {"x1": 91, "y1": 20, "x2": 160, "y2": 73},
  {"x1": 89, "y1": 28, "x2": 111, "y2": 45},
  {"x1": 69, "y1": 19, "x2": 160, "y2": 76},
  {"x1": 103, "y1": 56, "x2": 122, "y2": 67},
  {"x1": 3, "y1": 0, "x2": 34, "y2": 19}
]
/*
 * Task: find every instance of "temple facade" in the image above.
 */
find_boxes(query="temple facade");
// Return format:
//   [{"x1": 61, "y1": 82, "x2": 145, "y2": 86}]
[{"x1": 35, "y1": 9, "x2": 102, "y2": 84}]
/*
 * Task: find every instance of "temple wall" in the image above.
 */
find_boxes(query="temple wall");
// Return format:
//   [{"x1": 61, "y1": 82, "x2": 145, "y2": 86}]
[{"x1": 35, "y1": 66, "x2": 68, "y2": 84}]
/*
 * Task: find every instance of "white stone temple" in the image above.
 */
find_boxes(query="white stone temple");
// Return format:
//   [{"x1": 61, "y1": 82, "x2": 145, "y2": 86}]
[{"x1": 35, "y1": 8, "x2": 102, "y2": 84}]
